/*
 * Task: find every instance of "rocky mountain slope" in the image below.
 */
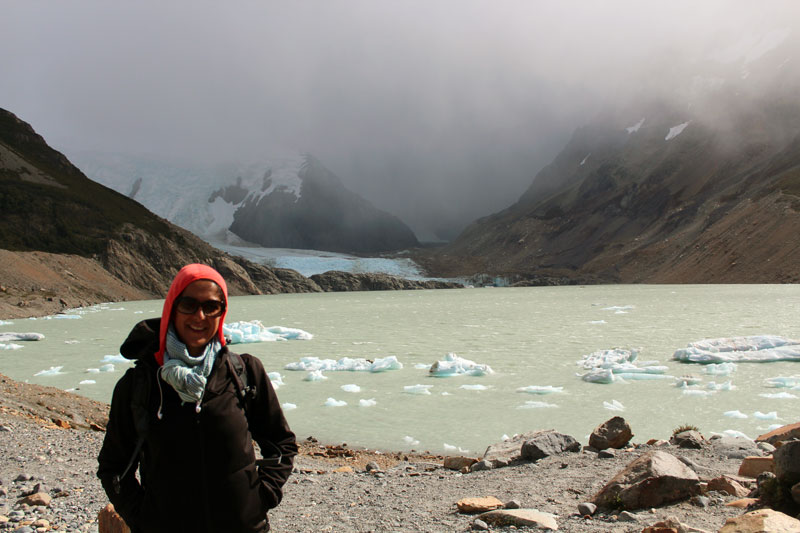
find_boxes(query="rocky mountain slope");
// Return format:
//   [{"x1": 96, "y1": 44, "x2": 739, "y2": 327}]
[
  {"x1": 73, "y1": 151, "x2": 420, "y2": 253},
  {"x1": 423, "y1": 32, "x2": 800, "y2": 284}
]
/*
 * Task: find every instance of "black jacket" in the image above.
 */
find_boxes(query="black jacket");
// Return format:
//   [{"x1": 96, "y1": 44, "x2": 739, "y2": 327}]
[{"x1": 97, "y1": 318, "x2": 297, "y2": 532}]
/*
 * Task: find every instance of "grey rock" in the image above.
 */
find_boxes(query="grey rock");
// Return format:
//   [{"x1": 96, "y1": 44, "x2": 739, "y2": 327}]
[
  {"x1": 670, "y1": 430, "x2": 704, "y2": 449},
  {"x1": 477, "y1": 509, "x2": 558, "y2": 530},
  {"x1": 577, "y1": 502, "x2": 596, "y2": 516},
  {"x1": 589, "y1": 417, "x2": 633, "y2": 451},
  {"x1": 691, "y1": 495, "x2": 710, "y2": 507},
  {"x1": 13, "y1": 474, "x2": 32, "y2": 482},
  {"x1": 757, "y1": 441, "x2": 776, "y2": 454},
  {"x1": 598, "y1": 449, "x2": 615, "y2": 459},
  {"x1": 678, "y1": 456, "x2": 704, "y2": 472},
  {"x1": 520, "y1": 430, "x2": 580, "y2": 461},
  {"x1": 618, "y1": 511, "x2": 639, "y2": 522},
  {"x1": 774, "y1": 440, "x2": 800, "y2": 485},
  {"x1": 709, "y1": 436, "x2": 761, "y2": 459},
  {"x1": 472, "y1": 518, "x2": 489, "y2": 531},
  {"x1": 483, "y1": 430, "x2": 556, "y2": 466},
  {"x1": 792, "y1": 482, "x2": 800, "y2": 505},
  {"x1": 470, "y1": 460, "x2": 492, "y2": 472},
  {"x1": 0, "y1": 425, "x2": 11, "y2": 432},
  {"x1": 503, "y1": 499, "x2": 521, "y2": 509},
  {"x1": 364, "y1": 462, "x2": 380, "y2": 472}
]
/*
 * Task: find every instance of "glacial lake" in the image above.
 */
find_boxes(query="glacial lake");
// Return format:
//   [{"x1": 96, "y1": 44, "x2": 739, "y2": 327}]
[{"x1": 2, "y1": 285, "x2": 800, "y2": 455}]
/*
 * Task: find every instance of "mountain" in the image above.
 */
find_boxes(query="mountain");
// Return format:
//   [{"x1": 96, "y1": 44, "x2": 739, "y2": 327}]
[
  {"x1": 72, "y1": 152, "x2": 420, "y2": 253},
  {"x1": 422, "y1": 30, "x2": 800, "y2": 284}
]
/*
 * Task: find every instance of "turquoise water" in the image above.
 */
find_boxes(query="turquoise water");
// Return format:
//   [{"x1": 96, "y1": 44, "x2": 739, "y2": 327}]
[{"x1": 2, "y1": 285, "x2": 800, "y2": 454}]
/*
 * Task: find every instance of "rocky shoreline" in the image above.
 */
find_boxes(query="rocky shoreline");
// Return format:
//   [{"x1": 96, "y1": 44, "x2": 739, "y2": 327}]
[{"x1": 2, "y1": 372, "x2": 799, "y2": 532}]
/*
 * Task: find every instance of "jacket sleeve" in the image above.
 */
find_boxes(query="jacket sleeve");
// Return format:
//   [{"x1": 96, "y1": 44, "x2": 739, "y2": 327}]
[
  {"x1": 244, "y1": 354, "x2": 298, "y2": 509},
  {"x1": 96, "y1": 368, "x2": 146, "y2": 527}
]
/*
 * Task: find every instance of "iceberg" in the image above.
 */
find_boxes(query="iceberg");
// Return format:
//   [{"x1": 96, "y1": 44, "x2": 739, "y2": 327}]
[
  {"x1": 223, "y1": 320, "x2": 313, "y2": 344},
  {"x1": 704, "y1": 362, "x2": 738, "y2": 375},
  {"x1": 281, "y1": 403, "x2": 297, "y2": 410},
  {"x1": 414, "y1": 363, "x2": 432, "y2": 370},
  {"x1": 404, "y1": 384, "x2": 433, "y2": 395},
  {"x1": 764, "y1": 376, "x2": 800, "y2": 388},
  {"x1": 759, "y1": 392, "x2": 797, "y2": 399},
  {"x1": 303, "y1": 370, "x2": 327, "y2": 382},
  {"x1": 34, "y1": 366, "x2": 65, "y2": 376},
  {"x1": 578, "y1": 348, "x2": 671, "y2": 383},
  {"x1": 79, "y1": 380, "x2": 96, "y2": 385},
  {"x1": 675, "y1": 376, "x2": 703, "y2": 387},
  {"x1": 428, "y1": 353, "x2": 494, "y2": 377},
  {"x1": 443, "y1": 443, "x2": 469, "y2": 453},
  {"x1": 403, "y1": 436, "x2": 419, "y2": 445},
  {"x1": 285, "y1": 356, "x2": 402, "y2": 372},
  {"x1": 459, "y1": 384, "x2": 489, "y2": 391},
  {"x1": 324, "y1": 398, "x2": 347, "y2": 407},
  {"x1": 518, "y1": 401, "x2": 558, "y2": 409},
  {"x1": 682, "y1": 389, "x2": 714, "y2": 397},
  {"x1": 0, "y1": 343, "x2": 23, "y2": 350},
  {"x1": 754, "y1": 411, "x2": 778, "y2": 420},
  {"x1": 341, "y1": 384, "x2": 361, "y2": 393},
  {"x1": 30, "y1": 314, "x2": 81, "y2": 320},
  {"x1": 673, "y1": 336, "x2": 800, "y2": 363},
  {"x1": 0, "y1": 332, "x2": 44, "y2": 342},
  {"x1": 706, "y1": 380, "x2": 735, "y2": 391},
  {"x1": 359, "y1": 398, "x2": 377, "y2": 407},
  {"x1": 102, "y1": 354, "x2": 131, "y2": 364},
  {"x1": 268, "y1": 372, "x2": 284, "y2": 389},
  {"x1": 603, "y1": 400, "x2": 625, "y2": 412},
  {"x1": 0, "y1": 320, "x2": 13, "y2": 325},
  {"x1": 516, "y1": 385, "x2": 564, "y2": 395},
  {"x1": 724, "y1": 410, "x2": 748, "y2": 419}
]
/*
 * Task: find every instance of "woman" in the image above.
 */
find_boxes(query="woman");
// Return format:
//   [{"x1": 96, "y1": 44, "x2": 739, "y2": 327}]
[{"x1": 98, "y1": 264, "x2": 297, "y2": 532}]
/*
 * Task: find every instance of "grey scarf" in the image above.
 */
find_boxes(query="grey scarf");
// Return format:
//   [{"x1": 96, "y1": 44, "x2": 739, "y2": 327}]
[{"x1": 160, "y1": 325, "x2": 220, "y2": 407}]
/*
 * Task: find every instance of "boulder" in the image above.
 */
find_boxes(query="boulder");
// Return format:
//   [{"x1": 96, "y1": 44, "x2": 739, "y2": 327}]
[
  {"x1": 737, "y1": 456, "x2": 774, "y2": 478},
  {"x1": 709, "y1": 436, "x2": 762, "y2": 459},
  {"x1": 589, "y1": 416, "x2": 633, "y2": 450},
  {"x1": 483, "y1": 430, "x2": 554, "y2": 466},
  {"x1": 457, "y1": 497, "x2": 504, "y2": 514},
  {"x1": 773, "y1": 440, "x2": 800, "y2": 485},
  {"x1": 791, "y1": 482, "x2": 800, "y2": 505},
  {"x1": 725, "y1": 498, "x2": 759, "y2": 508},
  {"x1": 707, "y1": 476, "x2": 750, "y2": 498},
  {"x1": 520, "y1": 430, "x2": 580, "y2": 461},
  {"x1": 17, "y1": 492, "x2": 51, "y2": 507},
  {"x1": 477, "y1": 509, "x2": 558, "y2": 530},
  {"x1": 444, "y1": 456, "x2": 477, "y2": 471},
  {"x1": 718, "y1": 508, "x2": 800, "y2": 532},
  {"x1": 755, "y1": 422, "x2": 800, "y2": 445},
  {"x1": 670, "y1": 430, "x2": 704, "y2": 449},
  {"x1": 98, "y1": 504, "x2": 131, "y2": 533},
  {"x1": 592, "y1": 451, "x2": 701, "y2": 510},
  {"x1": 641, "y1": 516, "x2": 712, "y2": 533}
]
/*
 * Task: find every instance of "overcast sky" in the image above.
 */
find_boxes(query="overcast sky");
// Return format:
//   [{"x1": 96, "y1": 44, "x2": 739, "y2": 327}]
[{"x1": 2, "y1": 1, "x2": 798, "y2": 239}]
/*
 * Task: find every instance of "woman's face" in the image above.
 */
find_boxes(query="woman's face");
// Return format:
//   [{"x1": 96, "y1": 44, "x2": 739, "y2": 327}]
[{"x1": 172, "y1": 280, "x2": 225, "y2": 356}]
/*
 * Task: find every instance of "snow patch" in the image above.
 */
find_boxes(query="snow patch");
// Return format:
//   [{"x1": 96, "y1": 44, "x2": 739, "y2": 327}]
[
  {"x1": 626, "y1": 118, "x2": 645, "y2": 133},
  {"x1": 665, "y1": 122, "x2": 690, "y2": 141}
]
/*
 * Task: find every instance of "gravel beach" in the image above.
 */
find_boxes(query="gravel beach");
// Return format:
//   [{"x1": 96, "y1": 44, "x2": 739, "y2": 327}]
[{"x1": 0, "y1": 372, "x2": 768, "y2": 533}]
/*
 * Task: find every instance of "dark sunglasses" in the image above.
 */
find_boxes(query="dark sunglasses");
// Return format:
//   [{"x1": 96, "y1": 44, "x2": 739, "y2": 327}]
[{"x1": 174, "y1": 296, "x2": 226, "y2": 317}]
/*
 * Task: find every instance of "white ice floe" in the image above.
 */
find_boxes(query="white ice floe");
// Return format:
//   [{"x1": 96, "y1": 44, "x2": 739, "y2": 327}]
[
  {"x1": 518, "y1": 401, "x2": 558, "y2": 409},
  {"x1": 65, "y1": 340, "x2": 80, "y2": 345},
  {"x1": 87, "y1": 364, "x2": 115, "y2": 373},
  {"x1": 268, "y1": 372, "x2": 284, "y2": 389},
  {"x1": 665, "y1": 122, "x2": 690, "y2": 141},
  {"x1": 403, "y1": 436, "x2": 419, "y2": 445},
  {"x1": 603, "y1": 400, "x2": 625, "y2": 412},
  {"x1": 704, "y1": 362, "x2": 738, "y2": 376},
  {"x1": 759, "y1": 392, "x2": 798, "y2": 399},
  {"x1": 682, "y1": 389, "x2": 714, "y2": 397},
  {"x1": 0, "y1": 320, "x2": 12, "y2": 325},
  {"x1": 0, "y1": 343, "x2": 23, "y2": 350},
  {"x1": 601, "y1": 305, "x2": 634, "y2": 312},
  {"x1": 764, "y1": 376, "x2": 800, "y2": 388},
  {"x1": 675, "y1": 376, "x2": 703, "y2": 387},
  {"x1": 516, "y1": 385, "x2": 564, "y2": 395},
  {"x1": 285, "y1": 356, "x2": 402, "y2": 373},
  {"x1": 79, "y1": 380, "x2": 96, "y2": 385},
  {"x1": 766, "y1": 424, "x2": 783, "y2": 432},
  {"x1": 626, "y1": 118, "x2": 645, "y2": 133},
  {"x1": 443, "y1": 443, "x2": 469, "y2": 454},
  {"x1": 324, "y1": 398, "x2": 347, "y2": 407},
  {"x1": 673, "y1": 336, "x2": 800, "y2": 363},
  {"x1": 578, "y1": 348, "x2": 671, "y2": 384},
  {"x1": 724, "y1": 410, "x2": 748, "y2": 419},
  {"x1": 720, "y1": 430, "x2": 751, "y2": 440},
  {"x1": 341, "y1": 384, "x2": 361, "y2": 393},
  {"x1": 459, "y1": 384, "x2": 489, "y2": 391},
  {"x1": 102, "y1": 354, "x2": 130, "y2": 364},
  {"x1": 706, "y1": 381, "x2": 735, "y2": 391},
  {"x1": 404, "y1": 384, "x2": 433, "y2": 395},
  {"x1": 303, "y1": 370, "x2": 327, "y2": 382},
  {"x1": 414, "y1": 363, "x2": 432, "y2": 370},
  {"x1": 589, "y1": 320, "x2": 607, "y2": 325},
  {"x1": 30, "y1": 314, "x2": 81, "y2": 320},
  {"x1": 34, "y1": 366, "x2": 65, "y2": 377},
  {"x1": 428, "y1": 353, "x2": 494, "y2": 377},
  {"x1": 754, "y1": 411, "x2": 778, "y2": 420},
  {"x1": 223, "y1": 321, "x2": 313, "y2": 344},
  {"x1": 281, "y1": 403, "x2": 297, "y2": 410},
  {"x1": 359, "y1": 398, "x2": 377, "y2": 407},
  {"x1": 0, "y1": 332, "x2": 45, "y2": 342}
]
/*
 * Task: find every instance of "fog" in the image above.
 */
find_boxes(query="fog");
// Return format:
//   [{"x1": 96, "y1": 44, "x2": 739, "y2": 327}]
[{"x1": 2, "y1": 1, "x2": 798, "y2": 239}]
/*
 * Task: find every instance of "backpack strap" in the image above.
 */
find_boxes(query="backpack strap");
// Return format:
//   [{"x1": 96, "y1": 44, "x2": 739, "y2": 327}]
[
  {"x1": 113, "y1": 363, "x2": 152, "y2": 494},
  {"x1": 226, "y1": 351, "x2": 257, "y2": 413}
]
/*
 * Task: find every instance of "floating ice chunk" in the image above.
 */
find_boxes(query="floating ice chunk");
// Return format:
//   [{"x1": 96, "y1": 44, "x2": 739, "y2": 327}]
[
  {"x1": 705, "y1": 380, "x2": 735, "y2": 391},
  {"x1": 65, "y1": 340, "x2": 80, "y2": 345},
  {"x1": 459, "y1": 384, "x2": 489, "y2": 391},
  {"x1": 724, "y1": 410, "x2": 748, "y2": 419},
  {"x1": 441, "y1": 392, "x2": 452, "y2": 396},
  {"x1": 324, "y1": 398, "x2": 347, "y2": 407},
  {"x1": 443, "y1": 443, "x2": 469, "y2": 453},
  {"x1": 30, "y1": 314, "x2": 81, "y2": 320},
  {"x1": 100, "y1": 364, "x2": 115, "y2": 372},
  {"x1": 766, "y1": 424, "x2": 783, "y2": 432},
  {"x1": 404, "y1": 384, "x2": 433, "y2": 395},
  {"x1": 603, "y1": 400, "x2": 625, "y2": 412},
  {"x1": 602, "y1": 305, "x2": 634, "y2": 312},
  {"x1": 518, "y1": 401, "x2": 558, "y2": 409},
  {"x1": 268, "y1": 372, "x2": 284, "y2": 389},
  {"x1": 704, "y1": 362, "x2": 738, "y2": 375},
  {"x1": 759, "y1": 392, "x2": 798, "y2": 399},
  {"x1": 285, "y1": 355, "x2": 402, "y2": 372},
  {"x1": 86, "y1": 368, "x2": 100, "y2": 374},
  {"x1": 303, "y1": 370, "x2": 327, "y2": 382},
  {"x1": 580, "y1": 368, "x2": 615, "y2": 384},
  {"x1": 414, "y1": 363, "x2": 432, "y2": 370},
  {"x1": 626, "y1": 118, "x2": 645, "y2": 133},
  {"x1": 79, "y1": 380, "x2": 96, "y2": 385},
  {"x1": 403, "y1": 436, "x2": 419, "y2": 445},
  {"x1": 577, "y1": 348, "x2": 638, "y2": 370},
  {"x1": 102, "y1": 354, "x2": 130, "y2": 364},
  {"x1": 721, "y1": 429, "x2": 751, "y2": 440},
  {"x1": 673, "y1": 336, "x2": 800, "y2": 363},
  {"x1": 359, "y1": 398, "x2": 377, "y2": 407},
  {"x1": 428, "y1": 353, "x2": 494, "y2": 377},
  {"x1": 0, "y1": 332, "x2": 44, "y2": 342},
  {"x1": 589, "y1": 320, "x2": 606, "y2": 325},
  {"x1": 754, "y1": 411, "x2": 778, "y2": 420},
  {"x1": 516, "y1": 385, "x2": 564, "y2": 395},
  {"x1": 764, "y1": 376, "x2": 800, "y2": 388},
  {"x1": 616, "y1": 373, "x2": 672, "y2": 381},
  {"x1": 675, "y1": 376, "x2": 703, "y2": 387},
  {"x1": 0, "y1": 320, "x2": 12, "y2": 325},
  {"x1": 682, "y1": 389, "x2": 714, "y2": 397},
  {"x1": 341, "y1": 384, "x2": 361, "y2": 393},
  {"x1": 224, "y1": 320, "x2": 313, "y2": 344},
  {"x1": 665, "y1": 121, "x2": 690, "y2": 141},
  {"x1": 502, "y1": 434, "x2": 510, "y2": 441},
  {"x1": 281, "y1": 403, "x2": 297, "y2": 410},
  {"x1": 35, "y1": 366, "x2": 65, "y2": 377},
  {"x1": 0, "y1": 343, "x2": 23, "y2": 350}
]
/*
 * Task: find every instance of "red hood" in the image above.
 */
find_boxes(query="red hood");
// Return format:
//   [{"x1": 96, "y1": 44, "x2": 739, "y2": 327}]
[{"x1": 155, "y1": 264, "x2": 228, "y2": 366}]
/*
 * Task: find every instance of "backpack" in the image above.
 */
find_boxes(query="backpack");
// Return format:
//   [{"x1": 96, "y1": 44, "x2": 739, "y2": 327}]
[{"x1": 113, "y1": 350, "x2": 255, "y2": 494}]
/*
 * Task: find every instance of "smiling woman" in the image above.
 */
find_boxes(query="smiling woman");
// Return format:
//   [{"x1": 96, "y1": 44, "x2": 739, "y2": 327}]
[{"x1": 172, "y1": 281, "x2": 226, "y2": 356}]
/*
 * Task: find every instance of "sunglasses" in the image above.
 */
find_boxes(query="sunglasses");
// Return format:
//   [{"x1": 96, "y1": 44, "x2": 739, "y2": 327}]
[{"x1": 174, "y1": 296, "x2": 226, "y2": 317}]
